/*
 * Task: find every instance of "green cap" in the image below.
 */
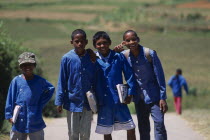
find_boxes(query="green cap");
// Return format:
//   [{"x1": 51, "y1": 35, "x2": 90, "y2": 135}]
[{"x1": 18, "y1": 52, "x2": 36, "y2": 65}]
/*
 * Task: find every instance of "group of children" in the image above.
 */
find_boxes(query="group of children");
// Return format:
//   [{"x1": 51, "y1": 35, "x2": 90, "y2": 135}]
[{"x1": 5, "y1": 29, "x2": 168, "y2": 140}]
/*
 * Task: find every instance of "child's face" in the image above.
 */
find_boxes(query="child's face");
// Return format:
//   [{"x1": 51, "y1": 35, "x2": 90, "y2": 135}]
[
  {"x1": 123, "y1": 32, "x2": 139, "y2": 51},
  {"x1": 20, "y1": 63, "x2": 35, "y2": 77},
  {"x1": 95, "y1": 37, "x2": 111, "y2": 57},
  {"x1": 71, "y1": 34, "x2": 88, "y2": 55}
]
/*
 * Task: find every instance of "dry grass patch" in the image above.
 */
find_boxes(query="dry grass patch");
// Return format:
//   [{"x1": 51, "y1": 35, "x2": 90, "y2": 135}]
[
  {"x1": 0, "y1": 10, "x2": 97, "y2": 22},
  {"x1": 182, "y1": 109, "x2": 210, "y2": 140},
  {"x1": 87, "y1": 17, "x2": 131, "y2": 32},
  {"x1": 0, "y1": 0, "x2": 59, "y2": 4},
  {"x1": 45, "y1": 5, "x2": 117, "y2": 12},
  {"x1": 43, "y1": 117, "x2": 54, "y2": 124},
  {"x1": 87, "y1": 22, "x2": 130, "y2": 32},
  {"x1": 0, "y1": 135, "x2": 9, "y2": 140},
  {"x1": 177, "y1": 1, "x2": 210, "y2": 9}
]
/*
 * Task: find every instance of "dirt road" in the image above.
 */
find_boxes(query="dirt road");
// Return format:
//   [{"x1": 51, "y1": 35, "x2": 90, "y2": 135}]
[{"x1": 44, "y1": 113, "x2": 204, "y2": 140}]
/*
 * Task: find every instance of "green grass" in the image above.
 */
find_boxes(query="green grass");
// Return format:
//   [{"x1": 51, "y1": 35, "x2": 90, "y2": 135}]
[
  {"x1": 128, "y1": 102, "x2": 136, "y2": 114},
  {"x1": 0, "y1": 120, "x2": 11, "y2": 140},
  {"x1": 1, "y1": 18, "x2": 210, "y2": 91},
  {"x1": 1, "y1": 19, "x2": 68, "y2": 40}
]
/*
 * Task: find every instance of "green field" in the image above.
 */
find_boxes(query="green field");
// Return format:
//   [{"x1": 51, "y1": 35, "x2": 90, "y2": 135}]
[{"x1": 1, "y1": 0, "x2": 210, "y2": 138}]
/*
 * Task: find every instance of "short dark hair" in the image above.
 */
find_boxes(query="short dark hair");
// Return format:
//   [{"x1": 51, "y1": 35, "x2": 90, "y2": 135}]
[
  {"x1": 123, "y1": 30, "x2": 138, "y2": 40},
  {"x1": 71, "y1": 29, "x2": 87, "y2": 40},
  {"x1": 176, "y1": 68, "x2": 182, "y2": 75},
  {"x1": 92, "y1": 31, "x2": 111, "y2": 47}
]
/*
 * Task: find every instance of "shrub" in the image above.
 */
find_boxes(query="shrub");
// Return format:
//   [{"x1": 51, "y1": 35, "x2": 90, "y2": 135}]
[
  {"x1": 186, "y1": 13, "x2": 203, "y2": 21},
  {"x1": 43, "y1": 95, "x2": 63, "y2": 118},
  {"x1": 188, "y1": 87, "x2": 197, "y2": 96}
]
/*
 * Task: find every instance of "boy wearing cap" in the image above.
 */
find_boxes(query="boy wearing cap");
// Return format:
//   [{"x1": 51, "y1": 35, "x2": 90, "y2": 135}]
[{"x1": 5, "y1": 52, "x2": 55, "y2": 140}]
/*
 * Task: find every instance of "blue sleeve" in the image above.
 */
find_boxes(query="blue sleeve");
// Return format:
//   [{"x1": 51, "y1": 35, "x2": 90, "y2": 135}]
[
  {"x1": 5, "y1": 79, "x2": 17, "y2": 120},
  {"x1": 181, "y1": 77, "x2": 189, "y2": 94},
  {"x1": 168, "y1": 76, "x2": 174, "y2": 88},
  {"x1": 92, "y1": 62, "x2": 98, "y2": 93},
  {"x1": 55, "y1": 57, "x2": 68, "y2": 106},
  {"x1": 41, "y1": 79, "x2": 55, "y2": 107},
  {"x1": 151, "y1": 51, "x2": 167, "y2": 100},
  {"x1": 120, "y1": 54, "x2": 137, "y2": 95}
]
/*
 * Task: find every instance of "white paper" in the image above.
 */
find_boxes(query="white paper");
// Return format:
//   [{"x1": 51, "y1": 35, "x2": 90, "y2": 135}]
[
  {"x1": 116, "y1": 84, "x2": 128, "y2": 103},
  {"x1": 86, "y1": 91, "x2": 97, "y2": 113},
  {"x1": 12, "y1": 105, "x2": 21, "y2": 123}
]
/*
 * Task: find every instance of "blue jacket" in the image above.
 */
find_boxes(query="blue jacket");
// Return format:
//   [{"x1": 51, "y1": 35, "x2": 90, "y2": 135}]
[
  {"x1": 94, "y1": 50, "x2": 137, "y2": 106},
  {"x1": 55, "y1": 50, "x2": 95, "y2": 112},
  {"x1": 124, "y1": 45, "x2": 167, "y2": 104},
  {"x1": 168, "y1": 75, "x2": 188, "y2": 97},
  {"x1": 5, "y1": 75, "x2": 55, "y2": 133}
]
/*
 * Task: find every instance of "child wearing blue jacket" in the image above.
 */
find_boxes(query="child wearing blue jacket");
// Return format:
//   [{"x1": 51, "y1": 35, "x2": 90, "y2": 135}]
[
  {"x1": 168, "y1": 68, "x2": 188, "y2": 115},
  {"x1": 5, "y1": 52, "x2": 55, "y2": 140},
  {"x1": 93, "y1": 31, "x2": 137, "y2": 140},
  {"x1": 115, "y1": 30, "x2": 168, "y2": 140},
  {"x1": 55, "y1": 29, "x2": 95, "y2": 140}
]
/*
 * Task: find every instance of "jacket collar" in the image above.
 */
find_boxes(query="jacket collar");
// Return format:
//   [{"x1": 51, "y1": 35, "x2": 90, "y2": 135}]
[{"x1": 96, "y1": 50, "x2": 116, "y2": 67}]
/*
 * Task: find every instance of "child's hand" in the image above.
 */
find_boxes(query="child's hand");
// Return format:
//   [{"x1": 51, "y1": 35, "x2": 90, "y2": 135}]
[
  {"x1": 8, "y1": 118, "x2": 13, "y2": 124},
  {"x1": 57, "y1": 106, "x2": 63, "y2": 113},
  {"x1": 124, "y1": 95, "x2": 132, "y2": 104},
  {"x1": 87, "y1": 48, "x2": 97, "y2": 63},
  {"x1": 113, "y1": 41, "x2": 125, "y2": 53},
  {"x1": 159, "y1": 100, "x2": 168, "y2": 113}
]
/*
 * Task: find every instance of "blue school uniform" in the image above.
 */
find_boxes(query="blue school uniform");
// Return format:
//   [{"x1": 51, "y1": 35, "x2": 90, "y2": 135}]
[
  {"x1": 124, "y1": 45, "x2": 166, "y2": 104},
  {"x1": 55, "y1": 49, "x2": 95, "y2": 112},
  {"x1": 123, "y1": 45, "x2": 167, "y2": 140},
  {"x1": 94, "y1": 50, "x2": 136, "y2": 105},
  {"x1": 168, "y1": 75, "x2": 188, "y2": 97},
  {"x1": 94, "y1": 50, "x2": 136, "y2": 134},
  {"x1": 5, "y1": 75, "x2": 55, "y2": 133}
]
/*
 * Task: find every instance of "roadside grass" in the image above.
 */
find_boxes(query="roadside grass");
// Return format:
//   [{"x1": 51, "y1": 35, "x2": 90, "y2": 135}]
[
  {"x1": 0, "y1": 120, "x2": 11, "y2": 140},
  {"x1": 128, "y1": 102, "x2": 136, "y2": 114},
  {"x1": 182, "y1": 109, "x2": 210, "y2": 139},
  {"x1": 182, "y1": 90, "x2": 210, "y2": 110},
  {"x1": 0, "y1": 135, "x2": 9, "y2": 140}
]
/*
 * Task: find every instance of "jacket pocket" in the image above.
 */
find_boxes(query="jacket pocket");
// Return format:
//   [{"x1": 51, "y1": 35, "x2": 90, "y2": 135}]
[{"x1": 28, "y1": 106, "x2": 44, "y2": 129}]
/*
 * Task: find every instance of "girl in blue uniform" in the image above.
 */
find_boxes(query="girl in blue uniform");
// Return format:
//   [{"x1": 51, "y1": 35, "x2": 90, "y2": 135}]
[{"x1": 93, "y1": 31, "x2": 137, "y2": 140}]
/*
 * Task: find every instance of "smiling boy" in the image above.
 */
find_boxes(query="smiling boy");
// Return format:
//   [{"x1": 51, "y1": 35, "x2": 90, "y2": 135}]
[{"x1": 115, "y1": 30, "x2": 168, "y2": 140}]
